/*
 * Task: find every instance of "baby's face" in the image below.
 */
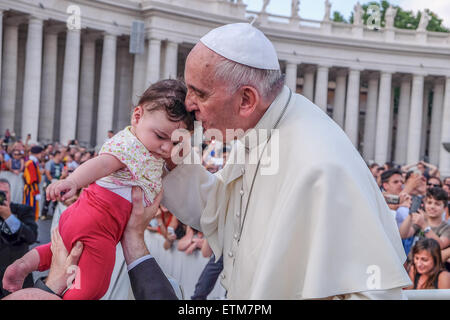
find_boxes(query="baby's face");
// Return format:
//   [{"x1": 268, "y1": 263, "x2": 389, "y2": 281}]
[{"x1": 132, "y1": 107, "x2": 187, "y2": 159}]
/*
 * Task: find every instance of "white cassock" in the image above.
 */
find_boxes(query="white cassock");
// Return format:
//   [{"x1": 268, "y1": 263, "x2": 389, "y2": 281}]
[{"x1": 162, "y1": 86, "x2": 412, "y2": 299}]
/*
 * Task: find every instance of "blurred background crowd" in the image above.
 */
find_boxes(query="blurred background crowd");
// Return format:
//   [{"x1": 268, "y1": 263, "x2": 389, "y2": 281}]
[{"x1": 1, "y1": 128, "x2": 449, "y2": 298}]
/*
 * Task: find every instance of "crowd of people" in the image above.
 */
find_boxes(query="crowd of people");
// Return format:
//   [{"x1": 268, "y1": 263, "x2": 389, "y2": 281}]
[
  {"x1": 1, "y1": 123, "x2": 450, "y2": 296},
  {"x1": 0, "y1": 128, "x2": 229, "y2": 298},
  {"x1": 371, "y1": 160, "x2": 450, "y2": 289}
]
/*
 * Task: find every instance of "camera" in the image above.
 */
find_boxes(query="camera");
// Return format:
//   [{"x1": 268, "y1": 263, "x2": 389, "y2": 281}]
[
  {"x1": 384, "y1": 194, "x2": 400, "y2": 205},
  {"x1": 0, "y1": 190, "x2": 6, "y2": 206}
]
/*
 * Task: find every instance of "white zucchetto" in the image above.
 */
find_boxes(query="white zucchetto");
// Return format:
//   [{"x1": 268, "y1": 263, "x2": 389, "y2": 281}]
[{"x1": 200, "y1": 23, "x2": 280, "y2": 71}]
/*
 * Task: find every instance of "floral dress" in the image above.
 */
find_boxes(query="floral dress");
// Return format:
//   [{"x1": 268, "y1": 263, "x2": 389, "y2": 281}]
[{"x1": 97, "y1": 126, "x2": 164, "y2": 206}]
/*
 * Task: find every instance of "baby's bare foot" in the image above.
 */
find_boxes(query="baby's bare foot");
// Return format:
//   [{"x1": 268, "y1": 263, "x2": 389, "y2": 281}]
[{"x1": 2, "y1": 259, "x2": 30, "y2": 292}]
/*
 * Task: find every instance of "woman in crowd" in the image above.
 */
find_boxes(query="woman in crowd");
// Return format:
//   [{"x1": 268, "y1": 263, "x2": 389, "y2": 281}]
[
  {"x1": 404, "y1": 238, "x2": 450, "y2": 289},
  {"x1": 427, "y1": 176, "x2": 442, "y2": 190},
  {"x1": 6, "y1": 150, "x2": 24, "y2": 175}
]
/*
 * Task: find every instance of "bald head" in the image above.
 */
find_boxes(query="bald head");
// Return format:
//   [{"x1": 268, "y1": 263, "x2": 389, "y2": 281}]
[{"x1": 186, "y1": 43, "x2": 221, "y2": 84}]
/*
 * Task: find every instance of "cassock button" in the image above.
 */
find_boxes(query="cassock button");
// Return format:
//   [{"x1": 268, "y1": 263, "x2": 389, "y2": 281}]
[
  {"x1": 220, "y1": 273, "x2": 226, "y2": 279},
  {"x1": 236, "y1": 211, "x2": 240, "y2": 217},
  {"x1": 233, "y1": 233, "x2": 238, "y2": 240},
  {"x1": 228, "y1": 251, "x2": 234, "y2": 258},
  {"x1": 239, "y1": 189, "x2": 244, "y2": 196},
  {"x1": 241, "y1": 167, "x2": 245, "y2": 174}
]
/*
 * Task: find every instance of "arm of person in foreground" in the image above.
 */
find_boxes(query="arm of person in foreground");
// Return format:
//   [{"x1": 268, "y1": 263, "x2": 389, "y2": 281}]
[{"x1": 121, "y1": 187, "x2": 178, "y2": 300}]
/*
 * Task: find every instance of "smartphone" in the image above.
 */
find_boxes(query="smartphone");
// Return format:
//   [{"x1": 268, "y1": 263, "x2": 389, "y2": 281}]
[
  {"x1": 410, "y1": 196, "x2": 423, "y2": 214},
  {"x1": 384, "y1": 194, "x2": 400, "y2": 205},
  {"x1": 0, "y1": 190, "x2": 6, "y2": 206}
]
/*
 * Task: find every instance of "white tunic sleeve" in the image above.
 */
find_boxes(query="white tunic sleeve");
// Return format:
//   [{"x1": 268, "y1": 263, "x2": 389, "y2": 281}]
[{"x1": 162, "y1": 162, "x2": 218, "y2": 231}]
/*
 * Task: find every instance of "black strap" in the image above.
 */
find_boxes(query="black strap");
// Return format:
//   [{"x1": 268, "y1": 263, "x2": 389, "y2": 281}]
[
  {"x1": 434, "y1": 270, "x2": 443, "y2": 289},
  {"x1": 33, "y1": 277, "x2": 62, "y2": 298},
  {"x1": 413, "y1": 271, "x2": 420, "y2": 289}
]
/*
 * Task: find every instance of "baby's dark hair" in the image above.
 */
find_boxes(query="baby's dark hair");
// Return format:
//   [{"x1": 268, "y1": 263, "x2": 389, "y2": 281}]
[{"x1": 137, "y1": 79, "x2": 194, "y2": 131}]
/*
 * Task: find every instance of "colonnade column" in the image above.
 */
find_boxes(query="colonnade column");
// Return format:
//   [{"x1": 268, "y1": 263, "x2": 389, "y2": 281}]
[
  {"x1": 59, "y1": 28, "x2": 81, "y2": 144},
  {"x1": 21, "y1": 17, "x2": 43, "y2": 141},
  {"x1": 285, "y1": 61, "x2": 298, "y2": 92},
  {"x1": 0, "y1": 10, "x2": 3, "y2": 97},
  {"x1": 439, "y1": 77, "x2": 450, "y2": 176},
  {"x1": 344, "y1": 68, "x2": 361, "y2": 147},
  {"x1": 115, "y1": 43, "x2": 133, "y2": 130},
  {"x1": 131, "y1": 40, "x2": 147, "y2": 105},
  {"x1": 333, "y1": 69, "x2": 347, "y2": 128},
  {"x1": 420, "y1": 85, "x2": 431, "y2": 159},
  {"x1": 387, "y1": 84, "x2": 396, "y2": 160},
  {"x1": 394, "y1": 76, "x2": 411, "y2": 165},
  {"x1": 163, "y1": 40, "x2": 178, "y2": 79},
  {"x1": 96, "y1": 33, "x2": 117, "y2": 146},
  {"x1": 0, "y1": 23, "x2": 19, "y2": 133},
  {"x1": 363, "y1": 72, "x2": 379, "y2": 161},
  {"x1": 146, "y1": 39, "x2": 161, "y2": 86},
  {"x1": 77, "y1": 36, "x2": 96, "y2": 146},
  {"x1": 39, "y1": 31, "x2": 58, "y2": 142},
  {"x1": 302, "y1": 66, "x2": 315, "y2": 101},
  {"x1": 374, "y1": 71, "x2": 392, "y2": 165},
  {"x1": 406, "y1": 73, "x2": 426, "y2": 164},
  {"x1": 314, "y1": 65, "x2": 329, "y2": 112},
  {"x1": 429, "y1": 79, "x2": 445, "y2": 165}
]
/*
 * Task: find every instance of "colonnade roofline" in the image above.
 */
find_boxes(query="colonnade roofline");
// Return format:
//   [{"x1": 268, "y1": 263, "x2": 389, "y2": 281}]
[{"x1": 4, "y1": 1, "x2": 449, "y2": 52}]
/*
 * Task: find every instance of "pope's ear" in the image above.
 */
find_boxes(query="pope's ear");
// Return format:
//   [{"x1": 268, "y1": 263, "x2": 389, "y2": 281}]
[
  {"x1": 131, "y1": 105, "x2": 143, "y2": 125},
  {"x1": 238, "y1": 86, "x2": 259, "y2": 118}
]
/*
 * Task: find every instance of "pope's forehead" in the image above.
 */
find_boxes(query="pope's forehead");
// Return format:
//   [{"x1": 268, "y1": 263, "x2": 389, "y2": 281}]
[{"x1": 187, "y1": 43, "x2": 221, "y2": 71}]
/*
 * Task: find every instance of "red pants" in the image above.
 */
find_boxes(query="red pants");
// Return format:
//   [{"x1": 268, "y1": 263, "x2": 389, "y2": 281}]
[{"x1": 35, "y1": 183, "x2": 132, "y2": 300}]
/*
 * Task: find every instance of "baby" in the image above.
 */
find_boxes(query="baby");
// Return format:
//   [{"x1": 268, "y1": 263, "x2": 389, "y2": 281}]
[{"x1": 3, "y1": 79, "x2": 194, "y2": 299}]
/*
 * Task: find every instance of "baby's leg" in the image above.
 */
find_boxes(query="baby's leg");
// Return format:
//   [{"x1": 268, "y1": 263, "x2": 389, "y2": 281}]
[
  {"x1": 62, "y1": 240, "x2": 116, "y2": 300},
  {"x1": 2, "y1": 248, "x2": 41, "y2": 293}
]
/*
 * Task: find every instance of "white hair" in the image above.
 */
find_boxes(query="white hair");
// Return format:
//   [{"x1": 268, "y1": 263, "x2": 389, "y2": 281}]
[{"x1": 213, "y1": 56, "x2": 285, "y2": 102}]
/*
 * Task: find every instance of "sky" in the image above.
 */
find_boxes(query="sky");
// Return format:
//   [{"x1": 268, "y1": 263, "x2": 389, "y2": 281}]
[{"x1": 242, "y1": 0, "x2": 450, "y2": 28}]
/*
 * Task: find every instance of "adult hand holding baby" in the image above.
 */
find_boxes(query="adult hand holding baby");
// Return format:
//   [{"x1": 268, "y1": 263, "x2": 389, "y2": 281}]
[{"x1": 121, "y1": 187, "x2": 163, "y2": 265}]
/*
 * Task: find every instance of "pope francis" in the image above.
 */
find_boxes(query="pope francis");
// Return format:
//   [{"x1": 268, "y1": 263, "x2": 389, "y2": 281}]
[{"x1": 162, "y1": 23, "x2": 412, "y2": 299}]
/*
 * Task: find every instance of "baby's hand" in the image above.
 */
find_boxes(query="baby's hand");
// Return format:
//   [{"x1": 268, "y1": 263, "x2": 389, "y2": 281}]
[{"x1": 46, "y1": 179, "x2": 78, "y2": 202}]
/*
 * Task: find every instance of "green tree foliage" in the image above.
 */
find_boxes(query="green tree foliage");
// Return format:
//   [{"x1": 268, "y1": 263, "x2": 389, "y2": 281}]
[
  {"x1": 344, "y1": 0, "x2": 449, "y2": 32},
  {"x1": 332, "y1": 11, "x2": 347, "y2": 23}
]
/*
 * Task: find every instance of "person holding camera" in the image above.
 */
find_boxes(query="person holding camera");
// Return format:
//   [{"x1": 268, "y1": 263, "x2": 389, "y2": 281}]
[
  {"x1": 380, "y1": 169, "x2": 411, "y2": 227},
  {"x1": 399, "y1": 187, "x2": 450, "y2": 253},
  {"x1": 0, "y1": 178, "x2": 38, "y2": 298}
]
